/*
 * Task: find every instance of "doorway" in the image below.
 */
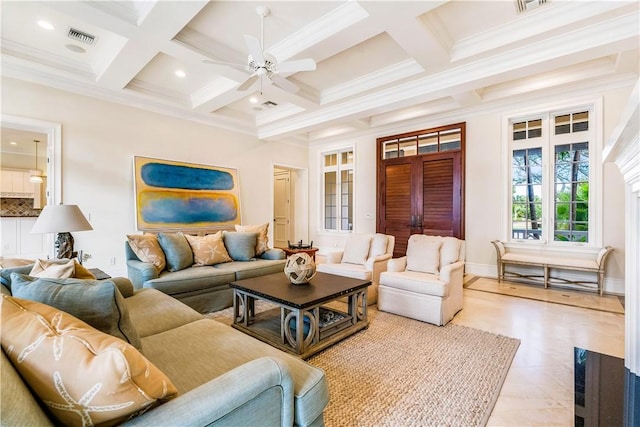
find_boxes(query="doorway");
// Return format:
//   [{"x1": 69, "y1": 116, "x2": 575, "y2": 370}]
[{"x1": 272, "y1": 165, "x2": 309, "y2": 250}]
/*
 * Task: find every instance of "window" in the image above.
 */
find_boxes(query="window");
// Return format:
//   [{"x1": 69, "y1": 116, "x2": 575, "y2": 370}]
[
  {"x1": 322, "y1": 148, "x2": 354, "y2": 231},
  {"x1": 508, "y1": 105, "x2": 598, "y2": 245}
]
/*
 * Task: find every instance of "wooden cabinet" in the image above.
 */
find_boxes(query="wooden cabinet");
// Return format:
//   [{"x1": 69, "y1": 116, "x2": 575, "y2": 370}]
[
  {"x1": 377, "y1": 123, "x2": 465, "y2": 257},
  {"x1": 1, "y1": 217, "x2": 47, "y2": 259},
  {"x1": 0, "y1": 169, "x2": 35, "y2": 196}
]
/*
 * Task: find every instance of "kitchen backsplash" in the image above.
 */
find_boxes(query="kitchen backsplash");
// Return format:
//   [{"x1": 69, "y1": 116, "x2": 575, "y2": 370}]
[{"x1": 0, "y1": 198, "x2": 42, "y2": 217}]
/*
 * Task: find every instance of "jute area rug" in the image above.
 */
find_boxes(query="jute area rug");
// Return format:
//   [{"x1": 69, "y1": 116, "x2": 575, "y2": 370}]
[
  {"x1": 208, "y1": 303, "x2": 520, "y2": 427},
  {"x1": 464, "y1": 276, "x2": 625, "y2": 314}
]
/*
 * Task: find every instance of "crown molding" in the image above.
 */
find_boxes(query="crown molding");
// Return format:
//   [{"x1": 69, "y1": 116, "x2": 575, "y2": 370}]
[{"x1": 1, "y1": 39, "x2": 95, "y2": 78}]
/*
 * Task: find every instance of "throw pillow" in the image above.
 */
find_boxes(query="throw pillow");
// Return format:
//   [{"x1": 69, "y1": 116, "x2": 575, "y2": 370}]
[
  {"x1": 28, "y1": 258, "x2": 97, "y2": 280},
  {"x1": 406, "y1": 235, "x2": 442, "y2": 274},
  {"x1": 369, "y1": 233, "x2": 389, "y2": 258},
  {"x1": 184, "y1": 232, "x2": 232, "y2": 266},
  {"x1": 1, "y1": 296, "x2": 178, "y2": 427},
  {"x1": 157, "y1": 232, "x2": 194, "y2": 272},
  {"x1": 223, "y1": 231, "x2": 258, "y2": 261},
  {"x1": 440, "y1": 237, "x2": 462, "y2": 267},
  {"x1": 127, "y1": 233, "x2": 167, "y2": 273},
  {"x1": 29, "y1": 258, "x2": 75, "y2": 279},
  {"x1": 235, "y1": 223, "x2": 269, "y2": 255},
  {"x1": 10, "y1": 273, "x2": 142, "y2": 351},
  {"x1": 0, "y1": 264, "x2": 34, "y2": 291},
  {"x1": 341, "y1": 235, "x2": 372, "y2": 265}
]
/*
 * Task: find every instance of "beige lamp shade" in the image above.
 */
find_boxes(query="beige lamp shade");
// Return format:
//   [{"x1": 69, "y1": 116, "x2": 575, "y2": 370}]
[{"x1": 31, "y1": 204, "x2": 93, "y2": 234}]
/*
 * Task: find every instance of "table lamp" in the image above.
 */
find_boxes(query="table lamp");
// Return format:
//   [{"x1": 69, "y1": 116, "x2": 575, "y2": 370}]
[{"x1": 31, "y1": 204, "x2": 93, "y2": 260}]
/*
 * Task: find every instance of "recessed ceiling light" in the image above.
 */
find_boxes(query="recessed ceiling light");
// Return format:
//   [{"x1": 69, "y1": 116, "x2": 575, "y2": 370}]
[
  {"x1": 10, "y1": 141, "x2": 17, "y2": 145},
  {"x1": 37, "y1": 20, "x2": 55, "y2": 31},
  {"x1": 175, "y1": 70, "x2": 186, "y2": 78},
  {"x1": 249, "y1": 97, "x2": 260, "y2": 104},
  {"x1": 65, "y1": 44, "x2": 86, "y2": 53}
]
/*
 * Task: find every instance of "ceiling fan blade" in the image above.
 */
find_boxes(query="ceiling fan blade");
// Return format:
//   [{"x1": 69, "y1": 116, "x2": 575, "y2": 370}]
[
  {"x1": 276, "y1": 58, "x2": 316, "y2": 73},
  {"x1": 237, "y1": 74, "x2": 260, "y2": 91},
  {"x1": 203, "y1": 59, "x2": 250, "y2": 71},
  {"x1": 269, "y1": 74, "x2": 300, "y2": 94},
  {"x1": 244, "y1": 35, "x2": 265, "y2": 65}
]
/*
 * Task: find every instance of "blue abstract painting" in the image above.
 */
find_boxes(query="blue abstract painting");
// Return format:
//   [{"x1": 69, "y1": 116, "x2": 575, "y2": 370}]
[{"x1": 134, "y1": 156, "x2": 241, "y2": 231}]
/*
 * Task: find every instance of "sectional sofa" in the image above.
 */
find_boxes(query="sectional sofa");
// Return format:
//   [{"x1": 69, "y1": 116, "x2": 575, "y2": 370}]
[
  {"x1": 125, "y1": 228, "x2": 287, "y2": 313},
  {"x1": 0, "y1": 269, "x2": 329, "y2": 426}
]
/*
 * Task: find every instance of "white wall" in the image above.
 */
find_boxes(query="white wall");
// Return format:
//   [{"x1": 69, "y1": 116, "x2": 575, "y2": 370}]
[
  {"x1": 2, "y1": 78, "x2": 308, "y2": 276},
  {"x1": 308, "y1": 86, "x2": 630, "y2": 293}
]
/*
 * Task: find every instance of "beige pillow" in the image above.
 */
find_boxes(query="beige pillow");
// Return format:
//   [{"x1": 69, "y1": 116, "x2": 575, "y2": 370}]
[
  {"x1": 1, "y1": 295, "x2": 178, "y2": 427},
  {"x1": 127, "y1": 233, "x2": 166, "y2": 273},
  {"x1": 342, "y1": 235, "x2": 372, "y2": 265},
  {"x1": 369, "y1": 234, "x2": 389, "y2": 257},
  {"x1": 406, "y1": 235, "x2": 442, "y2": 274},
  {"x1": 29, "y1": 259, "x2": 75, "y2": 279},
  {"x1": 235, "y1": 223, "x2": 269, "y2": 255},
  {"x1": 440, "y1": 237, "x2": 462, "y2": 267},
  {"x1": 185, "y1": 232, "x2": 232, "y2": 266}
]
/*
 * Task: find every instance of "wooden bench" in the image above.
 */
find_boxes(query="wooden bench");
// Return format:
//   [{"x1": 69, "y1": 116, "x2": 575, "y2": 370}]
[{"x1": 490, "y1": 240, "x2": 614, "y2": 296}]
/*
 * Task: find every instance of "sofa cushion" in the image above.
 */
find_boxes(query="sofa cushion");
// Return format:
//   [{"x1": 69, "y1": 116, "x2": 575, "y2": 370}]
[
  {"x1": 440, "y1": 237, "x2": 462, "y2": 267},
  {"x1": 369, "y1": 233, "x2": 388, "y2": 258},
  {"x1": 0, "y1": 295, "x2": 178, "y2": 427},
  {"x1": 12, "y1": 274, "x2": 136, "y2": 344},
  {"x1": 158, "y1": 232, "x2": 194, "y2": 272},
  {"x1": 406, "y1": 235, "x2": 442, "y2": 274},
  {"x1": 185, "y1": 232, "x2": 232, "y2": 266},
  {"x1": 235, "y1": 223, "x2": 269, "y2": 255},
  {"x1": 342, "y1": 235, "x2": 372, "y2": 265},
  {"x1": 223, "y1": 231, "x2": 258, "y2": 261},
  {"x1": 380, "y1": 271, "x2": 449, "y2": 297},
  {"x1": 10, "y1": 274, "x2": 143, "y2": 351},
  {"x1": 140, "y1": 318, "x2": 328, "y2": 427},
  {"x1": 213, "y1": 259, "x2": 287, "y2": 280},
  {"x1": 146, "y1": 267, "x2": 236, "y2": 296},
  {"x1": 29, "y1": 258, "x2": 74, "y2": 279},
  {"x1": 127, "y1": 233, "x2": 166, "y2": 273},
  {"x1": 28, "y1": 258, "x2": 97, "y2": 280}
]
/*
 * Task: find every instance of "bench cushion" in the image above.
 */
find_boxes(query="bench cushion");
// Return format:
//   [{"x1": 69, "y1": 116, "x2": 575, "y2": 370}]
[{"x1": 502, "y1": 253, "x2": 599, "y2": 269}]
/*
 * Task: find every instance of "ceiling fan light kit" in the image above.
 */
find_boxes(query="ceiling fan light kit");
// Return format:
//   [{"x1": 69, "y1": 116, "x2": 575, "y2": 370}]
[{"x1": 207, "y1": 6, "x2": 316, "y2": 95}]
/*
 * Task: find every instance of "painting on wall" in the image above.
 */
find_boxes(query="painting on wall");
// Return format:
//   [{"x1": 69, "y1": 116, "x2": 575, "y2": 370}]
[{"x1": 133, "y1": 156, "x2": 241, "y2": 232}]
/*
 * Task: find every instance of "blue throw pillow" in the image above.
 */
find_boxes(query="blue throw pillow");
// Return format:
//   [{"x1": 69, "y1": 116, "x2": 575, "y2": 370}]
[
  {"x1": 0, "y1": 264, "x2": 34, "y2": 291},
  {"x1": 261, "y1": 248, "x2": 286, "y2": 260},
  {"x1": 10, "y1": 273, "x2": 142, "y2": 350},
  {"x1": 223, "y1": 231, "x2": 258, "y2": 261},
  {"x1": 157, "y1": 232, "x2": 194, "y2": 272}
]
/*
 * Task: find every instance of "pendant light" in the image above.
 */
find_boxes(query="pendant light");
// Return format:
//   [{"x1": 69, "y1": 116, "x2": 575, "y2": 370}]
[{"x1": 30, "y1": 139, "x2": 43, "y2": 183}]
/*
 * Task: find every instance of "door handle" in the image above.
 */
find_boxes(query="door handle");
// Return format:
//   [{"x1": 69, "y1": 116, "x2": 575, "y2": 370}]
[{"x1": 409, "y1": 215, "x2": 415, "y2": 227}]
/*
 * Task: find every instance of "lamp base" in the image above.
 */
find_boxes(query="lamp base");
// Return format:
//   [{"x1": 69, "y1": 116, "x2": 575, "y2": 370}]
[{"x1": 55, "y1": 232, "x2": 74, "y2": 259}]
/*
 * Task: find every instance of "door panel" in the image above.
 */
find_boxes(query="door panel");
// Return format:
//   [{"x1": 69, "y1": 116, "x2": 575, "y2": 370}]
[
  {"x1": 379, "y1": 162, "x2": 413, "y2": 257},
  {"x1": 421, "y1": 155, "x2": 457, "y2": 236},
  {"x1": 273, "y1": 171, "x2": 290, "y2": 248}
]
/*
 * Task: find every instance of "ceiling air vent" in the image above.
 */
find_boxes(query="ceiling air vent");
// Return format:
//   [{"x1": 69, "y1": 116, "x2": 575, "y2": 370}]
[
  {"x1": 516, "y1": 0, "x2": 547, "y2": 13},
  {"x1": 261, "y1": 101, "x2": 278, "y2": 108},
  {"x1": 67, "y1": 27, "x2": 96, "y2": 45}
]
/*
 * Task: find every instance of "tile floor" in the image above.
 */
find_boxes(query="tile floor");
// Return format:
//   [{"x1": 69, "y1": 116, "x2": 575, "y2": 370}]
[{"x1": 453, "y1": 287, "x2": 625, "y2": 426}]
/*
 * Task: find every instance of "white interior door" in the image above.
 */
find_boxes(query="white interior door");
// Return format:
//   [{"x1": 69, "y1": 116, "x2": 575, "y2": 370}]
[{"x1": 273, "y1": 170, "x2": 291, "y2": 248}]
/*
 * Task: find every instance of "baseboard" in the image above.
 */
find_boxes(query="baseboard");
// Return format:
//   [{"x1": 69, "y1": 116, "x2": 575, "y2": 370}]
[{"x1": 465, "y1": 262, "x2": 625, "y2": 296}]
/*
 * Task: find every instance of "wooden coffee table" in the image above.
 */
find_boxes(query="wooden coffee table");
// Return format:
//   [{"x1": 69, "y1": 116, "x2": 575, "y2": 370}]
[{"x1": 229, "y1": 272, "x2": 369, "y2": 359}]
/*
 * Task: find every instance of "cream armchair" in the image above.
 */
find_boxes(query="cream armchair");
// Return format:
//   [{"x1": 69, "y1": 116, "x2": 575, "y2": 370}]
[
  {"x1": 378, "y1": 235, "x2": 465, "y2": 326},
  {"x1": 317, "y1": 233, "x2": 395, "y2": 304}
]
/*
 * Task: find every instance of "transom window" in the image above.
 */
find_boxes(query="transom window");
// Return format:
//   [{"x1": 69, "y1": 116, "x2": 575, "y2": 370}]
[
  {"x1": 322, "y1": 148, "x2": 354, "y2": 232},
  {"x1": 508, "y1": 105, "x2": 598, "y2": 245}
]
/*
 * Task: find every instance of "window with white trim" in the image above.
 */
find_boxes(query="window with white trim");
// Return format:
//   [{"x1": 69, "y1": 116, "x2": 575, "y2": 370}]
[
  {"x1": 508, "y1": 105, "x2": 598, "y2": 245},
  {"x1": 322, "y1": 148, "x2": 354, "y2": 232}
]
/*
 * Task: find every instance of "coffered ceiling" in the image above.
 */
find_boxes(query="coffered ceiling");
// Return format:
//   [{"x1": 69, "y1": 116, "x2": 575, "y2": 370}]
[{"x1": 1, "y1": 1, "x2": 638, "y2": 144}]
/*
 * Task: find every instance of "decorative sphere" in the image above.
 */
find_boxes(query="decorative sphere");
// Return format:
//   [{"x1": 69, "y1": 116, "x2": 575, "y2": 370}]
[{"x1": 284, "y1": 253, "x2": 316, "y2": 285}]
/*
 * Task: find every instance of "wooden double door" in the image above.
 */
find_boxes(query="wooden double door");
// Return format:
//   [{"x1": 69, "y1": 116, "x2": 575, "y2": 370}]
[{"x1": 376, "y1": 123, "x2": 465, "y2": 258}]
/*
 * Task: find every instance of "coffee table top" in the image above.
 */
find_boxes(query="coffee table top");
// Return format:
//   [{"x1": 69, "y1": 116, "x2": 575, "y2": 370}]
[{"x1": 229, "y1": 272, "x2": 370, "y2": 309}]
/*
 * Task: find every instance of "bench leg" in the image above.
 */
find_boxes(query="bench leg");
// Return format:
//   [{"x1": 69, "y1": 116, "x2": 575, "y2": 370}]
[
  {"x1": 543, "y1": 266, "x2": 549, "y2": 289},
  {"x1": 497, "y1": 261, "x2": 502, "y2": 282},
  {"x1": 598, "y1": 271, "x2": 604, "y2": 296}
]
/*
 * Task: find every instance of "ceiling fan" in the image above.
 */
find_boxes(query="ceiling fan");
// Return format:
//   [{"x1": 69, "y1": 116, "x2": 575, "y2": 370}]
[{"x1": 204, "y1": 6, "x2": 316, "y2": 94}]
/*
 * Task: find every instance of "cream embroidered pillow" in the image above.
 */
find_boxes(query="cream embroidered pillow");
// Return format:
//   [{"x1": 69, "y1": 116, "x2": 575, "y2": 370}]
[
  {"x1": 235, "y1": 223, "x2": 269, "y2": 255},
  {"x1": 29, "y1": 258, "x2": 75, "y2": 279},
  {"x1": 127, "y1": 233, "x2": 166, "y2": 273},
  {"x1": 1, "y1": 295, "x2": 178, "y2": 427},
  {"x1": 185, "y1": 232, "x2": 232, "y2": 266},
  {"x1": 342, "y1": 235, "x2": 372, "y2": 265},
  {"x1": 406, "y1": 235, "x2": 442, "y2": 274}
]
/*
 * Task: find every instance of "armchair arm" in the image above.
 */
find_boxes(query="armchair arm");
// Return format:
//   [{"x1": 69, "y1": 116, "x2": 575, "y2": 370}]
[
  {"x1": 126, "y1": 260, "x2": 159, "y2": 289},
  {"x1": 324, "y1": 250, "x2": 344, "y2": 264},
  {"x1": 439, "y1": 261, "x2": 465, "y2": 285},
  {"x1": 110, "y1": 277, "x2": 135, "y2": 298},
  {"x1": 124, "y1": 357, "x2": 294, "y2": 427},
  {"x1": 364, "y1": 253, "x2": 392, "y2": 271},
  {"x1": 387, "y1": 256, "x2": 407, "y2": 272}
]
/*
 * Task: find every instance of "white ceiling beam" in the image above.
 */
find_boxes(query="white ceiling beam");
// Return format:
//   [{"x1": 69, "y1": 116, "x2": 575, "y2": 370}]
[{"x1": 452, "y1": 90, "x2": 482, "y2": 108}]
